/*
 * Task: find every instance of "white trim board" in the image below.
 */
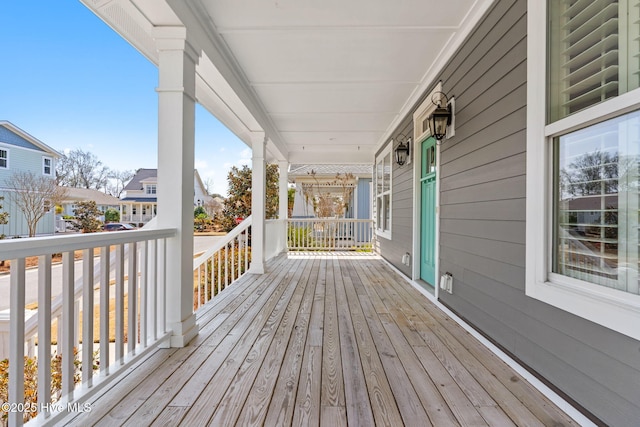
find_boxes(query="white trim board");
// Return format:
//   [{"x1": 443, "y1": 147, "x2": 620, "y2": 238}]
[{"x1": 380, "y1": 257, "x2": 597, "y2": 427}]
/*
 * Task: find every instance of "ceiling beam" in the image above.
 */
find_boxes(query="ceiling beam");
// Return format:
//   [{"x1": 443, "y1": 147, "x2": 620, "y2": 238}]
[{"x1": 166, "y1": 0, "x2": 289, "y2": 162}]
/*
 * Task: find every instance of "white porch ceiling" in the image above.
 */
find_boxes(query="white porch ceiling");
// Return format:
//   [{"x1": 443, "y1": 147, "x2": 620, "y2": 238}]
[{"x1": 83, "y1": 0, "x2": 494, "y2": 163}]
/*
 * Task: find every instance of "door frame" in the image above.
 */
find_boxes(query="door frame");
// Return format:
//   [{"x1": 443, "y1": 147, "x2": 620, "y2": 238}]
[{"x1": 412, "y1": 83, "x2": 442, "y2": 298}]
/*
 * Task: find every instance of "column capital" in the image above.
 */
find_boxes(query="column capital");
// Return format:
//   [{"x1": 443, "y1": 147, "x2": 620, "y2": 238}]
[
  {"x1": 153, "y1": 26, "x2": 200, "y2": 63},
  {"x1": 249, "y1": 131, "x2": 267, "y2": 149}
]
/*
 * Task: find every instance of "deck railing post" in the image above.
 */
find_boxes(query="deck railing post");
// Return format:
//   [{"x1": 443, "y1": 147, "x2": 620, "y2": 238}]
[{"x1": 8, "y1": 258, "x2": 25, "y2": 427}]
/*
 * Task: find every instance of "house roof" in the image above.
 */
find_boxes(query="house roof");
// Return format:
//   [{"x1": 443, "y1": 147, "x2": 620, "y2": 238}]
[
  {"x1": 61, "y1": 187, "x2": 121, "y2": 206},
  {"x1": 0, "y1": 121, "x2": 62, "y2": 157},
  {"x1": 123, "y1": 168, "x2": 210, "y2": 198},
  {"x1": 123, "y1": 168, "x2": 158, "y2": 191},
  {"x1": 288, "y1": 164, "x2": 372, "y2": 179}
]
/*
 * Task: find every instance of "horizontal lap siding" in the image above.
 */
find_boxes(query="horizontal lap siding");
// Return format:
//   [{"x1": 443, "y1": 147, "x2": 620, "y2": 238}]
[
  {"x1": 380, "y1": 0, "x2": 640, "y2": 425},
  {"x1": 376, "y1": 116, "x2": 414, "y2": 277}
]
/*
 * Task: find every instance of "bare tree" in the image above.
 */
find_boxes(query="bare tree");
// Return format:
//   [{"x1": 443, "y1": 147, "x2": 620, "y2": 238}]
[
  {"x1": 106, "y1": 169, "x2": 135, "y2": 198},
  {"x1": 56, "y1": 148, "x2": 110, "y2": 190},
  {"x1": 7, "y1": 171, "x2": 68, "y2": 237},
  {"x1": 202, "y1": 177, "x2": 215, "y2": 195}
]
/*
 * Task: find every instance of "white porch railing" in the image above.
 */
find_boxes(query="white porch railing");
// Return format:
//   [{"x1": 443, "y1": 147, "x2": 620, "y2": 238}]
[
  {"x1": 287, "y1": 218, "x2": 374, "y2": 251},
  {"x1": 193, "y1": 216, "x2": 252, "y2": 311},
  {"x1": 120, "y1": 214, "x2": 155, "y2": 224},
  {"x1": 0, "y1": 228, "x2": 175, "y2": 426}
]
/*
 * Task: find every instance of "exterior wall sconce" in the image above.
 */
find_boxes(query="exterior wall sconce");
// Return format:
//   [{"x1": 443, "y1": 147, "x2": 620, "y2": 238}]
[
  {"x1": 394, "y1": 135, "x2": 411, "y2": 166},
  {"x1": 428, "y1": 91, "x2": 453, "y2": 142}
]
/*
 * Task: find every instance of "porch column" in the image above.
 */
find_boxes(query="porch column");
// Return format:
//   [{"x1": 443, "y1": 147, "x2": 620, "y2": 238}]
[
  {"x1": 155, "y1": 27, "x2": 199, "y2": 347},
  {"x1": 278, "y1": 160, "x2": 288, "y2": 220},
  {"x1": 278, "y1": 160, "x2": 289, "y2": 254},
  {"x1": 250, "y1": 135, "x2": 267, "y2": 274}
]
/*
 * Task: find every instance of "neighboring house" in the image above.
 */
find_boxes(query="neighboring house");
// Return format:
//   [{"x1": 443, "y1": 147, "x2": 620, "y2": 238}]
[
  {"x1": 0, "y1": 121, "x2": 61, "y2": 237},
  {"x1": 288, "y1": 164, "x2": 372, "y2": 219},
  {"x1": 58, "y1": 187, "x2": 121, "y2": 222},
  {"x1": 120, "y1": 168, "x2": 214, "y2": 225}
]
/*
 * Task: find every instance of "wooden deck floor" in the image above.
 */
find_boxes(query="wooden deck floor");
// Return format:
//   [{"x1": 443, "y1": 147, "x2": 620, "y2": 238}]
[{"x1": 67, "y1": 253, "x2": 578, "y2": 426}]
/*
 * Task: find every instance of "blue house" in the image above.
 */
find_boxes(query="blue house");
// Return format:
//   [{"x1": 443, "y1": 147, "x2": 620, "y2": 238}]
[{"x1": 0, "y1": 121, "x2": 61, "y2": 237}]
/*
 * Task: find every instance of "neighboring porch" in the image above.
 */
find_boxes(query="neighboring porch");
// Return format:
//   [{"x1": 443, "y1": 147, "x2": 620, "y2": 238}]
[{"x1": 65, "y1": 252, "x2": 576, "y2": 427}]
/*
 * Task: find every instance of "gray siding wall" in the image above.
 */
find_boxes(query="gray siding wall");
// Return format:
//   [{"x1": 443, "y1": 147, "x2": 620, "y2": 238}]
[
  {"x1": 376, "y1": 117, "x2": 414, "y2": 278},
  {"x1": 379, "y1": 0, "x2": 640, "y2": 425}
]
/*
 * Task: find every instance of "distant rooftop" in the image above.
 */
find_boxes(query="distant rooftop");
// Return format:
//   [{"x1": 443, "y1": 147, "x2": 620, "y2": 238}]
[
  {"x1": 123, "y1": 168, "x2": 158, "y2": 191},
  {"x1": 61, "y1": 187, "x2": 121, "y2": 206}
]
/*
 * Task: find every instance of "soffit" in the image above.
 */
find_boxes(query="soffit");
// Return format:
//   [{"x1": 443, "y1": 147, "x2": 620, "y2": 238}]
[{"x1": 83, "y1": 0, "x2": 494, "y2": 164}]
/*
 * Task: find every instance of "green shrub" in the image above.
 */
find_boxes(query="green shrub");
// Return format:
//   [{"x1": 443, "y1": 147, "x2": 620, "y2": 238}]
[{"x1": 104, "y1": 208, "x2": 120, "y2": 223}]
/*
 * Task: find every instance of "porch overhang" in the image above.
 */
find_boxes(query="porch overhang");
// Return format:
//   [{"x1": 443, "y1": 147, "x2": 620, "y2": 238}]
[{"x1": 81, "y1": 0, "x2": 494, "y2": 163}]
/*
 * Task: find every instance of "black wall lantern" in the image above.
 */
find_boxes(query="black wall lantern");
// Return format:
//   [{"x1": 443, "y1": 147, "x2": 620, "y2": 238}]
[
  {"x1": 428, "y1": 91, "x2": 452, "y2": 142},
  {"x1": 394, "y1": 135, "x2": 411, "y2": 166}
]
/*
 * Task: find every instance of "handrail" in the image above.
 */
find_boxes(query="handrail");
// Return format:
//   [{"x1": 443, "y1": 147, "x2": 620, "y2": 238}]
[
  {"x1": 0, "y1": 228, "x2": 175, "y2": 260},
  {"x1": 193, "y1": 215, "x2": 252, "y2": 269},
  {"x1": 193, "y1": 216, "x2": 252, "y2": 311}
]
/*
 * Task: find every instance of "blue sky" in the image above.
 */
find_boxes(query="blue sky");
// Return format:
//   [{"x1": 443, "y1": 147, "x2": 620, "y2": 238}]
[{"x1": 0, "y1": 1, "x2": 250, "y2": 196}]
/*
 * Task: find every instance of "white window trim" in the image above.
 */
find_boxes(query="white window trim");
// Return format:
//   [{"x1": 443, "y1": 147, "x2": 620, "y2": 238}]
[
  {"x1": 0, "y1": 146, "x2": 10, "y2": 169},
  {"x1": 375, "y1": 144, "x2": 392, "y2": 240},
  {"x1": 42, "y1": 156, "x2": 53, "y2": 176},
  {"x1": 526, "y1": 0, "x2": 640, "y2": 341}
]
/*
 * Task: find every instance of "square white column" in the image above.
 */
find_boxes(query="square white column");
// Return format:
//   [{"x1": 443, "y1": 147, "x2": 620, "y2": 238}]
[
  {"x1": 250, "y1": 135, "x2": 267, "y2": 274},
  {"x1": 155, "y1": 27, "x2": 199, "y2": 347},
  {"x1": 279, "y1": 160, "x2": 289, "y2": 221}
]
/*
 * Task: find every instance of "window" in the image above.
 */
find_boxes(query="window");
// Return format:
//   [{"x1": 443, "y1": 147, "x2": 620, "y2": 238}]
[
  {"x1": 547, "y1": 0, "x2": 639, "y2": 122},
  {"x1": 146, "y1": 184, "x2": 157, "y2": 195},
  {"x1": 43, "y1": 156, "x2": 52, "y2": 175},
  {"x1": 527, "y1": 0, "x2": 640, "y2": 340},
  {"x1": 375, "y1": 146, "x2": 392, "y2": 239},
  {"x1": 0, "y1": 149, "x2": 9, "y2": 169},
  {"x1": 553, "y1": 111, "x2": 640, "y2": 293}
]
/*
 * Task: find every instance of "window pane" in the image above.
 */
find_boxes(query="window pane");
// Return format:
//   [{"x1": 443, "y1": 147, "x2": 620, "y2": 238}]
[
  {"x1": 383, "y1": 154, "x2": 391, "y2": 192},
  {"x1": 383, "y1": 194, "x2": 390, "y2": 231},
  {"x1": 554, "y1": 110, "x2": 640, "y2": 294},
  {"x1": 547, "y1": 0, "x2": 640, "y2": 122},
  {"x1": 376, "y1": 161, "x2": 383, "y2": 194}
]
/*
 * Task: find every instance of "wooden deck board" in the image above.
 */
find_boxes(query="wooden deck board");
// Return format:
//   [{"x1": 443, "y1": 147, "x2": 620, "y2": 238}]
[{"x1": 67, "y1": 253, "x2": 579, "y2": 427}]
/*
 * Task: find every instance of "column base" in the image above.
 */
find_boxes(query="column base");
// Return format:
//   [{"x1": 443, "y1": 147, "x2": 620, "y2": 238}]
[
  {"x1": 161, "y1": 313, "x2": 199, "y2": 348},
  {"x1": 249, "y1": 262, "x2": 265, "y2": 275}
]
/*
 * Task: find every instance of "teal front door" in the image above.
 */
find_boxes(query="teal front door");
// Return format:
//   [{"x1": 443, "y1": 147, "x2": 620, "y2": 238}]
[{"x1": 420, "y1": 137, "x2": 437, "y2": 286}]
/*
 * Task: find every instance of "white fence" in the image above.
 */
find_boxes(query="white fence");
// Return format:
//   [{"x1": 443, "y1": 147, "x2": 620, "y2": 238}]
[
  {"x1": 0, "y1": 228, "x2": 175, "y2": 426},
  {"x1": 287, "y1": 218, "x2": 374, "y2": 251},
  {"x1": 192, "y1": 217, "x2": 252, "y2": 311}
]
